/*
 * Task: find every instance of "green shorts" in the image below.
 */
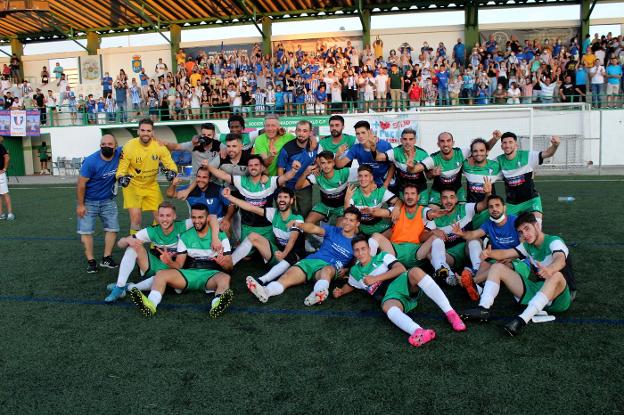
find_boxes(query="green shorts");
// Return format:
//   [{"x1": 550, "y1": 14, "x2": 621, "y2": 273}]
[
  {"x1": 472, "y1": 209, "x2": 489, "y2": 229},
  {"x1": 447, "y1": 242, "x2": 467, "y2": 270},
  {"x1": 145, "y1": 253, "x2": 169, "y2": 277},
  {"x1": 382, "y1": 272, "x2": 421, "y2": 313},
  {"x1": 359, "y1": 221, "x2": 391, "y2": 236},
  {"x1": 294, "y1": 258, "x2": 334, "y2": 281},
  {"x1": 241, "y1": 224, "x2": 274, "y2": 253},
  {"x1": 392, "y1": 242, "x2": 424, "y2": 269},
  {"x1": 428, "y1": 187, "x2": 466, "y2": 206},
  {"x1": 312, "y1": 202, "x2": 344, "y2": 220},
  {"x1": 513, "y1": 260, "x2": 571, "y2": 313},
  {"x1": 176, "y1": 268, "x2": 221, "y2": 291},
  {"x1": 506, "y1": 196, "x2": 543, "y2": 215}
]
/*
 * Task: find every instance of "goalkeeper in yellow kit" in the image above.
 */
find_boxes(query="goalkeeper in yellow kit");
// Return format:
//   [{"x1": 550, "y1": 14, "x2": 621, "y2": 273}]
[{"x1": 116, "y1": 118, "x2": 178, "y2": 234}]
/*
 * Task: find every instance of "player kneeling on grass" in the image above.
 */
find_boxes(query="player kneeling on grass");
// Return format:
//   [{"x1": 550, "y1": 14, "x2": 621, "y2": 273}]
[
  {"x1": 461, "y1": 212, "x2": 576, "y2": 337},
  {"x1": 334, "y1": 236, "x2": 466, "y2": 347},
  {"x1": 223, "y1": 186, "x2": 306, "y2": 284},
  {"x1": 129, "y1": 204, "x2": 234, "y2": 318},
  {"x1": 246, "y1": 207, "x2": 361, "y2": 306}
]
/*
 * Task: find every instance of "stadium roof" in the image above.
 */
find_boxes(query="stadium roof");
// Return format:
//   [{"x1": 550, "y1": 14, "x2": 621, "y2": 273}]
[{"x1": 0, "y1": 0, "x2": 592, "y2": 43}]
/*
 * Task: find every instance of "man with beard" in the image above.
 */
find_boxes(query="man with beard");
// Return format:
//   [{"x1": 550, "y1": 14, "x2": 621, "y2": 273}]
[
  {"x1": 246, "y1": 207, "x2": 361, "y2": 306},
  {"x1": 224, "y1": 187, "x2": 305, "y2": 285},
  {"x1": 461, "y1": 212, "x2": 575, "y2": 337},
  {"x1": 318, "y1": 115, "x2": 356, "y2": 158},
  {"x1": 116, "y1": 118, "x2": 178, "y2": 234},
  {"x1": 165, "y1": 122, "x2": 221, "y2": 175},
  {"x1": 497, "y1": 132, "x2": 560, "y2": 226},
  {"x1": 129, "y1": 204, "x2": 234, "y2": 318},
  {"x1": 451, "y1": 195, "x2": 520, "y2": 301},
  {"x1": 276, "y1": 120, "x2": 318, "y2": 218},
  {"x1": 419, "y1": 186, "x2": 490, "y2": 286},
  {"x1": 76, "y1": 134, "x2": 121, "y2": 273},
  {"x1": 219, "y1": 114, "x2": 260, "y2": 152},
  {"x1": 333, "y1": 236, "x2": 465, "y2": 348}
]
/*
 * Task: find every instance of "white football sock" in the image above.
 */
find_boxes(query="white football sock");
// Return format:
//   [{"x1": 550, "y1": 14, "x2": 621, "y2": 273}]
[
  {"x1": 479, "y1": 280, "x2": 500, "y2": 309},
  {"x1": 259, "y1": 260, "x2": 290, "y2": 284},
  {"x1": 231, "y1": 237, "x2": 253, "y2": 265},
  {"x1": 129, "y1": 276, "x2": 154, "y2": 292},
  {"x1": 313, "y1": 279, "x2": 330, "y2": 293},
  {"x1": 430, "y1": 238, "x2": 447, "y2": 270},
  {"x1": 418, "y1": 274, "x2": 452, "y2": 313},
  {"x1": 387, "y1": 306, "x2": 421, "y2": 335},
  {"x1": 116, "y1": 248, "x2": 137, "y2": 287},
  {"x1": 368, "y1": 237, "x2": 379, "y2": 256},
  {"x1": 467, "y1": 239, "x2": 482, "y2": 271},
  {"x1": 147, "y1": 290, "x2": 162, "y2": 307},
  {"x1": 265, "y1": 281, "x2": 285, "y2": 297},
  {"x1": 519, "y1": 291, "x2": 550, "y2": 323}
]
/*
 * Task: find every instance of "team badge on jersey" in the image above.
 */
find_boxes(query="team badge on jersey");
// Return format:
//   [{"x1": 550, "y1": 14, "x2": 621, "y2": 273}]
[{"x1": 151, "y1": 154, "x2": 159, "y2": 160}]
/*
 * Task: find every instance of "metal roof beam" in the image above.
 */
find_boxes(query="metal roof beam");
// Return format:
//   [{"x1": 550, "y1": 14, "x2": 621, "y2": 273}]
[
  {"x1": 117, "y1": 0, "x2": 172, "y2": 44},
  {"x1": 231, "y1": 0, "x2": 265, "y2": 37}
]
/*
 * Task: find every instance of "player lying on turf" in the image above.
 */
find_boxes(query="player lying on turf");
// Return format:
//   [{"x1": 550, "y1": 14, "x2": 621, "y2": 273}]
[
  {"x1": 460, "y1": 212, "x2": 576, "y2": 337},
  {"x1": 223, "y1": 186, "x2": 306, "y2": 285},
  {"x1": 245, "y1": 207, "x2": 361, "y2": 306},
  {"x1": 333, "y1": 236, "x2": 466, "y2": 347},
  {"x1": 129, "y1": 204, "x2": 234, "y2": 318}
]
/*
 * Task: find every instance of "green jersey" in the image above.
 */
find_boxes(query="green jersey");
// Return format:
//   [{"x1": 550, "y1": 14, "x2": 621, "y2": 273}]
[
  {"x1": 386, "y1": 145, "x2": 429, "y2": 191},
  {"x1": 515, "y1": 234, "x2": 575, "y2": 290},
  {"x1": 421, "y1": 147, "x2": 471, "y2": 192},
  {"x1": 177, "y1": 227, "x2": 231, "y2": 270},
  {"x1": 219, "y1": 131, "x2": 258, "y2": 151},
  {"x1": 349, "y1": 252, "x2": 399, "y2": 297},
  {"x1": 307, "y1": 167, "x2": 357, "y2": 208},
  {"x1": 264, "y1": 207, "x2": 304, "y2": 248},
  {"x1": 462, "y1": 158, "x2": 502, "y2": 203},
  {"x1": 497, "y1": 150, "x2": 542, "y2": 204},
  {"x1": 318, "y1": 134, "x2": 356, "y2": 154},
  {"x1": 349, "y1": 186, "x2": 396, "y2": 226},
  {"x1": 232, "y1": 174, "x2": 278, "y2": 227},
  {"x1": 426, "y1": 203, "x2": 477, "y2": 247},
  {"x1": 253, "y1": 132, "x2": 295, "y2": 175},
  {"x1": 135, "y1": 220, "x2": 192, "y2": 256}
]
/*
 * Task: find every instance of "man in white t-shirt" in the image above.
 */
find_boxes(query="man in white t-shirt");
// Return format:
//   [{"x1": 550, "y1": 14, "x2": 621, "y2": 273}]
[
  {"x1": 375, "y1": 68, "x2": 389, "y2": 111},
  {"x1": 589, "y1": 59, "x2": 606, "y2": 108},
  {"x1": 155, "y1": 58, "x2": 167, "y2": 80}
]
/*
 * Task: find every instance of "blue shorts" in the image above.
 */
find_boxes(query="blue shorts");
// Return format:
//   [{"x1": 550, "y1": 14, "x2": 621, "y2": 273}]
[
  {"x1": 77, "y1": 197, "x2": 120, "y2": 234},
  {"x1": 283, "y1": 92, "x2": 293, "y2": 103}
]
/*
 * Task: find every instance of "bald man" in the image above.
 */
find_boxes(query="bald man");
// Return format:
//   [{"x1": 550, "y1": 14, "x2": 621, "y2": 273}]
[{"x1": 76, "y1": 134, "x2": 122, "y2": 273}]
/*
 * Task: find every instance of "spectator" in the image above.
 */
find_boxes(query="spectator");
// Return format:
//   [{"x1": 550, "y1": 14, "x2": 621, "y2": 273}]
[
  {"x1": 114, "y1": 80, "x2": 128, "y2": 123},
  {"x1": 453, "y1": 38, "x2": 466, "y2": 67},
  {"x1": 605, "y1": 56, "x2": 622, "y2": 108},
  {"x1": 507, "y1": 81, "x2": 521, "y2": 104},
  {"x1": 9, "y1": 53, "x2": 20, "y2": 83},
  {"x1": 41, "y1": 66, "x2": 49, "y2": 85},
  {"x1": 589, "y1": 59, "x2": 606, "y2": 107},
  {"x1": 102, "y1": 72, "x2": 113, "y2": 98},
  {"x1": 38, "y1": 141, "x2": 49, "y2": 174},
  {"x1": 53, "y1": 62, "x2": 63, "y2": 80}
]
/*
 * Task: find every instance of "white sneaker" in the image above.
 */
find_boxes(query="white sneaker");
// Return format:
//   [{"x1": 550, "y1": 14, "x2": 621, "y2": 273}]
[
  {"x1": 6, "y1": 213, "x2": 15, "y2": 221},
  {"x1": 445, "y1": 270, "x2": 458, "y2": 286},
  {"x1": 246, "y1": 276, "x2": 268, "y2": 303},
  {"x1": 304, "y1": 288, "x2": 328, "y2": 306},
  {"x1": 0, "y1": 213, "x2": 6, "y2": 220}
]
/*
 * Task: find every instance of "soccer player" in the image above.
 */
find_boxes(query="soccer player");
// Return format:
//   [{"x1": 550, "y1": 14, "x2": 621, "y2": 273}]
[
  {"x1": 129, "y1": 204, "x2": 234, "y2": 318},
  {"x1": 345, "y1": 165, "x2": 398, "y2": 236},
  {"x1": 333, "y1": 236, "x2": 466, "y2": 347},
  {"x1": 219, "y1": 114, "x2": 260, "y2": 152},
  {"x1": 277, "y1": 120, "x2": 318, "y2": 218},
  {"x1": 497, "y1": 132, "x2": 560, "y2": 224},
  {"x1": 0, "y1": 136, "x2": 14, "y2": 220},
  {"x1": 317, "y1": 114, "x2": 356, "y2": 156},
  {"x1": 76, "y1": 134, "x2": 121, "y2": 273},
  {"x1": 451, "y1": 195, "x2": 520, "y2": 301},
  {"x1": 295, "y1": 151, "x2": 357, "y2": 226},
  {"x1": 105, "y1": 202, "x2": 192, "y2": 302},
  {"x1": 461, "y1": 212, "x2": 575, "y2": 337},
  {"x1": 246, "y1": 207, "x2": 361, "y2": 306},
  {"x1": 116, "y1": 118, "x2": 178, "y2": 234},
  {"x1": 420, "y1": 186, "x2": 489, "y2": 285},
  {"x1": 223, "y1": 186, "x2": 305, "y2": 284},
  {"x1": 335, "y1": 120, "x2": 394, "y2": 188}
]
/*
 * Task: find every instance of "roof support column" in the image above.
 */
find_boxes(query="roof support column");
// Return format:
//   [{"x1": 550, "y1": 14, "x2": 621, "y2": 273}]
[
  {"x1": 261, "y1": 17, "x2": 272, "y2": 57},
  {"x1": 360, "y1": 8, "x2": 371, "y2": 49},
  {"x1": 580, "y1": 0, "x2": 596, "y2": 46},
  {"x1": 464, "y1": 0, "x2": 479, "y2": 54},
  {"x1": 170, "y1": 24, "x2": 182, "y2": 73},
  {"x1": 10, "y1": 38, "x2": 24, "y2": 82},
  {"x1": 86, "y1": 31, "x2": 100, "y2": 55}
]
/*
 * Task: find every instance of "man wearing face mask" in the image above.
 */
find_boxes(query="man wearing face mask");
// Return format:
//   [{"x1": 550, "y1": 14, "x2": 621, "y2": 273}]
[
  {"x1": 165, "y1": 123, "x2": 221, "y2": 175},
  {"x1": 76, "y1": 134, "x2": 121, "y2": 273}
]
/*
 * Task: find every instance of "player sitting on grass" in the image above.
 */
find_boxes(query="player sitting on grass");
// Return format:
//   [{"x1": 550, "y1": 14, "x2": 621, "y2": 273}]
[
  {"x1": 333, "y1": 236, "x2": 466, "y2": 347},
  {"x1": 246, "y1": 207, "x2": 361, "y2": 306},
  {"x1": 223, "y1": 186, "x2": 306, "y2": 285},
  {"x1": 451, "y1": 195, "x2": 520, "y2": 301},
  {"x1": 129, "y1": 204, "x2": 234, "y2": 318},
  {"x1": 460, "y1": 212, "x2": 576, "y2": 337}
]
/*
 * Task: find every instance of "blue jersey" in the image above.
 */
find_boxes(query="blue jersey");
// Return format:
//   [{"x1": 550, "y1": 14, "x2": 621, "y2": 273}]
[
  {"x1": 80, "y1": 148, "x2": 121, "y2": 201},
  {"x1": 276, "y1": 140, "x2": 317, "y2": 189},
  {"x1": 437, "y1": 70, "x2": 450, "y2": 89},
  {"x1": 102, "y1": 76, "x2": 113, "y2": 91},
  {"x1": 479, "y1": 214, "x2": 519, "y2": 250},
  {"x1": 343, "y1": 141, "x2": 392, "y2": 187},
  {"x1": 307, "y1": 224, "x2": 354, "y2": 269},
  {"x1": 182, "y1": 183, "x2": 230, "y2": 218}
]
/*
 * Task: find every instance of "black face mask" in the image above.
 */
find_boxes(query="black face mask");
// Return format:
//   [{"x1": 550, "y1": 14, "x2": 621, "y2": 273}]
[{"x1": 101, "y1": 146, "x2": 115, "y2": 158}]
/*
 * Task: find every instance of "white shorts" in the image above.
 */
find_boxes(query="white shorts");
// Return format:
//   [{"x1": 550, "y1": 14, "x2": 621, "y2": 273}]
[
  {"x1": 606, "y1": 83, "x2": 620, "y2": 95},
  {"x1": 0, "y1": 172, "x2": 8, "y2": 194}
]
